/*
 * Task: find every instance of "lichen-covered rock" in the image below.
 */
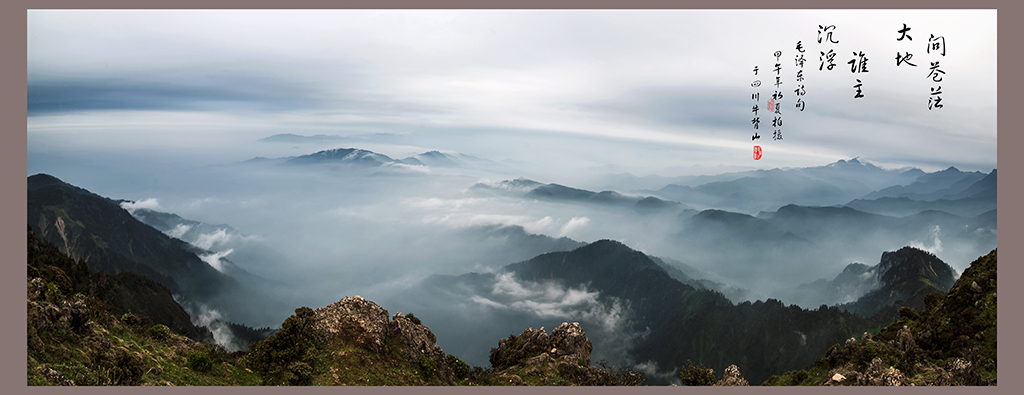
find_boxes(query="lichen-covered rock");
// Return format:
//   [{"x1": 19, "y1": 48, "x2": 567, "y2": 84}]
[
  {"x1": 392, "y1": 312, "x2": 452, "y2": 382},
  {"x1": 714, "y1": 364, "x2": 749, "y2": 386},
  {"x1": 857, "y1": 357, "x2": 905, "y2": 386},
  {"x1": 527, "y1": 352, "x2": 555, "y2": 367},
  {"x1": 498, "y1": 373, "x2": 524, "y2": 385},
  {"x1": 312, "y1": 296, "x2": 390, "y2": 348},
  {"x1": 489, "y1": 322, "x2": 593, "y2": 370},
  {"x1": 39, "y1": 364, "x2": 74, "y2": 386},
  {"x1": 895, "y1": 325, "x2": 917, "y2": 354},
  {"x1": 550, "y1": 322, "x2": 592, "y2": 365},
  {"x1": 28, "y1": 278, "x2": 46, "y2": 301},
  {"x1": 490, "y1": 326, "x2": 552, "y2": 370}
]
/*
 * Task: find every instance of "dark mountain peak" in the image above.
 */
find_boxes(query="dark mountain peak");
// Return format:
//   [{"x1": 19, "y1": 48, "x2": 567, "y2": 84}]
[
  {"x1": 576, "y1": 238, "x2": 630, "y2": 252},
  {"x1": 878, "y1": 246, "x2": 956, "y2": 289},
  {"x1": 507, "y1": 238, "x2": 677, "y2": 294},
  {"x1": 286, "y1": 147, "x2": 394, "y2": 166},
  {"x1": 840, "y1": 262, "x2": 872, "y2": 276},
  {"x1": 420, "y1": 150, "x2": 446, "y2": 157},
  {"x1": 941, "y1": 166, "x2": 960, "y2": 173},
  {"x1": 527, "y1": 183, "x2": 595, "y2": 200},
  {"x1": 827, "y1": 157, "x2": 866, "y2": 169},
  {"x1": 28, "y1": 173, "x2": 74, "y2": 191},
  {"x1": 695, "y1": 208, "x2": 745, "y2": 219}
]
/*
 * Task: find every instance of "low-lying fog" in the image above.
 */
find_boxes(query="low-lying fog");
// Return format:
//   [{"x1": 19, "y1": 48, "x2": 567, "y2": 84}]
[{"x1": 27, "y1": 128, "x2": 996, "y2": 368}]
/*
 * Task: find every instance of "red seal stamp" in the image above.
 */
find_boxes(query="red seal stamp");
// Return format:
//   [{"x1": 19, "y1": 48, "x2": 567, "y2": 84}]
[{"x1": 753, "y1": 145, "x2": 762, "y2": 160}]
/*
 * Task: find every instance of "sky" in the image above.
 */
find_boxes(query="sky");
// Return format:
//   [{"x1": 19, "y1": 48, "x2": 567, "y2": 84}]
[{"x1": 27, "y1": 9, "x2": 997, "y2": 181}]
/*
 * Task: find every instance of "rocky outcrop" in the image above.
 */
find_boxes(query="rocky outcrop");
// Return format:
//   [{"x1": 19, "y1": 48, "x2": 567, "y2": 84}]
[
  {"x1": 38, "y1": 364, "x2": 75, "y2": 386},
  {"x1": 311, "y1": 296, "x2": 453, "y2": 382},
  {"x1": 490, "y1": 322, "x2": 593, "y2": 370},
  {"x1": 312, "y1": 296, "x2": 390, "y2": 349},
  {"x1": 488, "y1": 322, "x2": 643, "y2": 386},
  {"x1": 714, "y1": 365, "x2": 749, "y2": 386}
]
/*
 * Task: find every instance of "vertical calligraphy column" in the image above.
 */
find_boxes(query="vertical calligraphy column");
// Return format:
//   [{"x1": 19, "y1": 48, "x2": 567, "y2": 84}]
[
  {"x1": 817, "y1": 24, "x2": 840, "y2": 101},
  {"x1": 751, "y1": 65, "x2": 762, "y2": 160},
  {"x1": 794, "y1": 41, "x2": 807, "y2": 113},
  {"x1": 772, "y1": 51, "x2": 784, "y2": 141},
  {"x1": 926, "y1": 33, "x2": 946, "y2": 109},
  {"x1": 894, "y1": 22, "x2": 919, "y2": 104}
]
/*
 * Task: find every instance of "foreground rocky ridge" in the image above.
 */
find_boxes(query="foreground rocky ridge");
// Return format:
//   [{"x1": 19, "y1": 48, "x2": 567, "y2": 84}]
[{"x1": 28, "y1": 272, "x2": 645, "y2": 387}]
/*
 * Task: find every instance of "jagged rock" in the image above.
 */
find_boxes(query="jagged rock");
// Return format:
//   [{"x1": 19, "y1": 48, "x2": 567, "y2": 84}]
[
  {"x1": 310, "y1": 297, "x2": 457, "y2": 382},
  {"x1": 527, "y1": 352, "x2": 555, "y2": 367},
  {"x1": 550, "y1": 322, "x2": 592, "y2": 365},
  {"x1": 312, "y1": 296, "x2": 390, "y2": 348},
  {"x1": 857, "y1": 357, "x2": 905, "y2": 386},
  {"x1": 27, "y1": 290, "x2": 91, "y2": 339},
  {"x1": 39, "y1": 364, "x2": 74, "y2": 386},
  {"x1": 946, "y1": 358, "x2": 980, "y2": 385},
  {"x1": 824, "y1": 372, "x2": 847, "y2": 386},
  {"x1": 490, "y1": 322, "x2": 592, "y2": 370},
  {"x1": 861, "y1": 332, "x2": 873, "y2": 343},
  {"x1": 490, "y1": 326, "x2": 552, "y2": 370},
  {"x1": 880, "y1": 366, "x2": 905, "y2": 386},
  {"x1": 896, "y1": 325, "x2": 917, "y2": 354},
  {"x1": 498, "y1": 373, "x2": 524, "y2": 385},
  {"x1": 392, "y1": 312, "x2": 452, "y2": 382},
  {"x1": 28, "y1": 278, "x2": 46, "y2": 301},
  {"x1": 714, "y1": 364, "x2": 749, "y2": 386},
  {"x1": 845, "y1": 337, "x2": 857, "y2": 348}
]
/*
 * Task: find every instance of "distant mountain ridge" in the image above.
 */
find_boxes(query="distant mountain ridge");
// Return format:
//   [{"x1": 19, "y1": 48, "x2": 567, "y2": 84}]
[
  {"x1": 861, "y1": 166, "x2": 987, "y2": 201},
  {"x1": 472, "y1": 178, "x2": 688, "y2": 212},
  {"x1": 247, "y1": 146, "x2": 513, "y2": 173}
]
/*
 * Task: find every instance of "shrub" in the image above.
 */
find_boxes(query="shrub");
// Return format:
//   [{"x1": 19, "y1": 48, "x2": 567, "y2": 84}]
[
  {"x1": 246, "y1": 307, "x2": 321, "y2": 385},
  {"x1": 406, "y1": 312, "x2": 422, "y2": 326},
  {"x1": 121, "y1": 313, "x2": 141, "y2": 326},
  {"x1": 188, "y1": 351, "x2": 214, "y2": 373},
  {"x1": 417, "y1": 354, "x2": 437, "y2": 379},
  {"x1": 447, "y1": 354, "x2": 471, "y2": 379},
  {"x1": 679, "y1": 360, "x2": 715, "y2": 386},
  {"x1": 149, "y1": 324, "x2": 171, "y2": 341}
]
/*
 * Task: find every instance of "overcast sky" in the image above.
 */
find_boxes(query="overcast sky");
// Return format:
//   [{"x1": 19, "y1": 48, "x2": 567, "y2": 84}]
[{"x1": 27, "y1": 10, "x2": 997, "y2": 177}]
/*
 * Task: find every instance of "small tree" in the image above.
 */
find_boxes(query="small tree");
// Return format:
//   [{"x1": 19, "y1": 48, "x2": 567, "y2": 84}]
[
  {"x1": 246, "y1": 307, "x2": 322, "y2": 385},
  {"x1": 679, "y1": 360, "x2": 716, "y2": 386}
]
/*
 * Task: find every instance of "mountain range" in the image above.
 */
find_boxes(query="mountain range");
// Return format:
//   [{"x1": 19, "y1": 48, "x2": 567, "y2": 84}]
[
  {"x1": 25, "y1": 149, "x2": 997, "y2": 386},
  {"x1": 471, "y1": 177, "x2": 689, "y2": 213}
]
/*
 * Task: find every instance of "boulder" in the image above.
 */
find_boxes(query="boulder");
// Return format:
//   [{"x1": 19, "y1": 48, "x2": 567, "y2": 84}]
[
  {"x1": 714, "y1": 364, "x2": 749, "y2": 386},
  {"x1": 312, "y1": 296, "x2": 390, "y2": 348},
  {"x1": 549, "y1": 322, "x2": 592, "y2": 365}
]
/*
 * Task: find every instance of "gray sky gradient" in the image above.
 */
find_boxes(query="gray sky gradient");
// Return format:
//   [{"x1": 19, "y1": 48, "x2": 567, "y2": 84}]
[{"x1": 28, "y1": 10, "x2": 996, "y2": 177}]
